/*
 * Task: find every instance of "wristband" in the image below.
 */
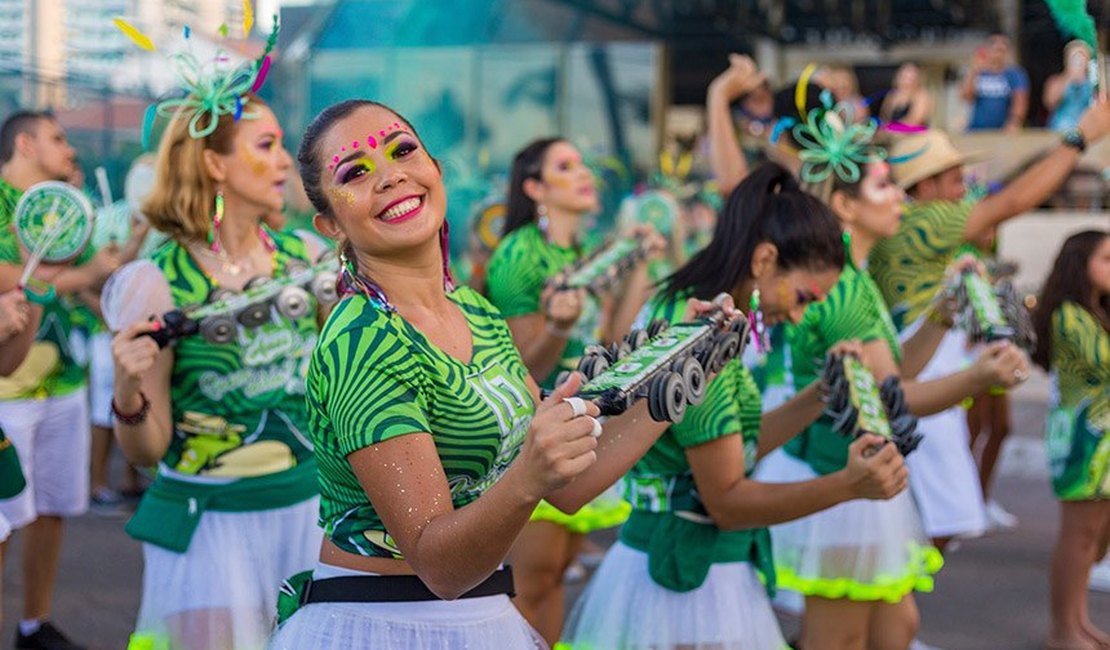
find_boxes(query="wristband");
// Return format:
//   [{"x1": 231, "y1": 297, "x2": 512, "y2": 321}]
[{"x1": 112, "y1": 391, "x2": 151, "y2": 425}]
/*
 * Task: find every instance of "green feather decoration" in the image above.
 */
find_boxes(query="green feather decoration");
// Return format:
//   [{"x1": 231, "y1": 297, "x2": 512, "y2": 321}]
[{"x1": 1044, "y1": 0, "x2": 1098, "y2": 51}]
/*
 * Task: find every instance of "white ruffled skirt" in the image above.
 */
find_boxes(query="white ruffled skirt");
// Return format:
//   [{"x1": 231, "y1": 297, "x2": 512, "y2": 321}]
[
  {"x1": 754, "y1": 450, "x2": 942, "y2": 604},
  {"x1": 269, "y1": 563, "x2": 546, "y2": 649},
  {"x1": 130, "y1": 496, "x2": 321, "y2": 650},
  {"x1": 560, "y1": 542, "x2": 788, "y2": 649}
]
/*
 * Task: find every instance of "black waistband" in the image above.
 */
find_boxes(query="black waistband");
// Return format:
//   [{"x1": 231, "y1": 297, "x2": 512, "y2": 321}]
[{"x1": 300, "y1": 567, "x2": 515, "y2": 605}]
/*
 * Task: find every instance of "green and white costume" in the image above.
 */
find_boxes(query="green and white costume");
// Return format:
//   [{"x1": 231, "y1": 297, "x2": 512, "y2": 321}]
[
  {"x1": 868, "y1": 200, "x2": 987, "y2": 539},
  {"x1": 755, "y1": 247, "x2": 942, "y2": 603},
  {"x1": 0, "y1": 178, "x2": 95, "y2": 531},
  {"x1": 561, "y1": 292, "x2": 787, "y2": 650},
  {"x1": 270, "y1": 286, "x2": 545, "y2": 649},
  {"x1": 486, "y1": 223, "x2": 629, "y2": 533},
  {"x1": 121, "y1": 229, "x2": 322, "y2": 650},
  {"x1": 1045, "y1": 302, "x2": 1110, "y2": 501}
]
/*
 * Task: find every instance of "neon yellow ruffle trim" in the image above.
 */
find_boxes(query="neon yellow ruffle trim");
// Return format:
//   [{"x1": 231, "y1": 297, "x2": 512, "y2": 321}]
[
  {"x1": 555, "y1": 641, "x2": 793, "y2": 649},
  {"x1": 775, "y1": 545, "x2": 944, "y2": 603},
  {"x1": 530, "y1": 498, "x2": 631, "y2": 533},
  {"x1": 127, "y1": 633, "x2": 169, "y2": 650}
]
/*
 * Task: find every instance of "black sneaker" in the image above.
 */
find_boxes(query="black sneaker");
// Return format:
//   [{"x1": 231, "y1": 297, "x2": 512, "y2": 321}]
[{"x1": 15, "y1": 622, "x2": 87, "y2": 650}]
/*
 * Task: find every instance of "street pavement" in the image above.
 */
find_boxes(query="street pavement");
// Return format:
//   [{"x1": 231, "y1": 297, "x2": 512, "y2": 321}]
[{"x1": 2, "y1": 376, "x2": 1107, "y2": 649}]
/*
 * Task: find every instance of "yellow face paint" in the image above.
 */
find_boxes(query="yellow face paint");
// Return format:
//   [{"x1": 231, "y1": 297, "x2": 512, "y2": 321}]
[
  {"x1": 326, "y1": 187, "x2": 356, "y2": 207},
  {"x1": 240, "y1": 142, "x2": 268, "y2": 176},
  {"x1": 334, "y1": 159, "x2": 376, "y2": 184}
]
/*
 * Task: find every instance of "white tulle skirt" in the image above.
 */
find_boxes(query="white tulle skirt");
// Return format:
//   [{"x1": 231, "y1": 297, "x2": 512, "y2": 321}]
[
  {"x1": 754, "y1": 450, "x2": 942, "y2": 604},
  {"x1": 269, "y1": 563, "x2": 546, "y2": 649},
  {"x1": 130, "y1": 497, "x2": 321, "y2": 650},
  {"x1": 0, "y1": 511, "x2": 9, "y2": 542},
  {"x1": 560, "y1": 542, "x2": 788, "y2": 649}
]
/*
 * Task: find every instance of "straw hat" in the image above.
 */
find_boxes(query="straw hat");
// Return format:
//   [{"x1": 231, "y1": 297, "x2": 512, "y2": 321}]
[{"x1": 889, "y1": 129, "x2": 986, "y2": 189}]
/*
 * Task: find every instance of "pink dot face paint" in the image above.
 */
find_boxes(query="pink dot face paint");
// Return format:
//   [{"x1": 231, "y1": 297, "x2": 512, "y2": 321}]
[{"x1": 326, "y1": 129, "x2": 405, "y2": 170}]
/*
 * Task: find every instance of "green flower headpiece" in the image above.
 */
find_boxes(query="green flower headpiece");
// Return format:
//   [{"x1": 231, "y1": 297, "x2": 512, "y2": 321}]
[
  {"x1": 771, "y1": 77, "x2": 885, "y2": 185},
  {"x1": 792, "y1": 102, "x2": 882, "y2": 184},
  {"x1": 115, "y1": 7, "x2": 279, "y2": 148}
]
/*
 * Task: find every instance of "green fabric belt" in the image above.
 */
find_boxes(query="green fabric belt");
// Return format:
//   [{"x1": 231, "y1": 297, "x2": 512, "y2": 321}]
[
  {"x1": 618, "y1": 509, "x2": 775, "y2": 595},
  {"x1": 125, "y1": 459, "x2": 318, "y2": 553},
  {"x1": 0, "y1": 437, "x2": 25, "y2": 499}
]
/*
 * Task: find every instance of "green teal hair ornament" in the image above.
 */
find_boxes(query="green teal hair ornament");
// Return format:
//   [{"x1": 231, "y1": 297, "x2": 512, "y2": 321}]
[
  {"x1": 785, "y1": 83, "x2": 885, "y2": 184},
  {"x1": 116, "y1": 7, "x2": 280, "y2": 147},
  {"x1": 153, "y1": 19, "x2": 279, "y2": 141},
  {"x1": 650, "y1": 150, "x2": 701, "y2": 199}
]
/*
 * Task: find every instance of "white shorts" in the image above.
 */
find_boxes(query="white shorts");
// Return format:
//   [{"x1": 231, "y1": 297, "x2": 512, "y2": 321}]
[
  {"x1": 88, "y1": 332, "x2": 114, "y2": 429},
  {"x1": 0, "y1": 389, "x2": 90, "y2": 528},
  {"x1": 900, "y1": 323, "x2": 987, "y2": 539}
]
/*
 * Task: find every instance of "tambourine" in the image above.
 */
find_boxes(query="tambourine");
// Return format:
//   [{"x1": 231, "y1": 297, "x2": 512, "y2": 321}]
[
  {"x1": 633, "y1": 191, "x2": 678, "y2": 237},
  {"x1": 15, "y1": 181, "x2": 95, "y2": 303},
  {"x1": 471, "y1": 196, "x2": 506, "y2": 253}
]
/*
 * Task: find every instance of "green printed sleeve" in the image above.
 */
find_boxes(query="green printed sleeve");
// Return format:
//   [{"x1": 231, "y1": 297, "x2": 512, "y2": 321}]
[
  {"x1": 319, "y1": 328, "x2": 431, "y2": 456},
  {"x1": 810, "y1": 277, "x2": 884, "y2": 347},
  {"x1": 1055, "y1": 302, "x2": 1110, "y2": 377},
  {"x1": 486, "y1": 237, "x2": 544, "y2": 319},
  {"x1": 670, "y1": 360, "x2": 742, "y2": 448}
]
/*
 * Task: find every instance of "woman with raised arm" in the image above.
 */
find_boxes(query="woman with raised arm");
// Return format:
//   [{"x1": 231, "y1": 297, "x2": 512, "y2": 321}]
[
  {"x1": 562, "y1": 162, "x2": 909, "y2": 650},
  {"x1": 755, "y1": 103, "x2": 1027, "y2": 650},
  {"x1": 485, "y1": 137, "x2": 662, "y2": 642},
  {"x1": 1033, "y1": 231, "x2": 1110, "y2": 650},
  {"x1": 107, "y1": 78, "x2": 325, "y2": 648},
  {"x1": 269, "y1": 100, "x2": 718, "y2": 648},
  {"x1": 879, "y1": 63, "x2": 933, "y2": 127}
]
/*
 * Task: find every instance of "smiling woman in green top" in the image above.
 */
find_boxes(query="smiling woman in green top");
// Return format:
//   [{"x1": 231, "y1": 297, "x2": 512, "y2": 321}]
[
  {"x1": 108, "y1": 92, "x2": 325, "y2": 650},
  {"x1": 269, "y1": 100, "x2": 718, "y2": 649},
  {"x1": 486, "y1": 137, "x2": 663, "y2": 643}
]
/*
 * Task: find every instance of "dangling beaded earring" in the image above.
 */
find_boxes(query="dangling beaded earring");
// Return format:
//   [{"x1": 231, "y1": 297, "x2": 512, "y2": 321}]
[
  {"x1": 337, "y1": 245, "x2": 357, "y2": 283},
  {"x1": 209, "y1": 190, "x2": 225, "y2": 252},
  {"x1": 749, "y1": 287, "x2": 770, "y2": 354},
  {"x1": 536, "y1": 203, "x2": 549, "y2": 235},
  {"x1": 337, "y1": 242, "x2": 396, "y2": 313},
  {"x1": 440, "y1": 222, "x2": 456, "y2": 292}
]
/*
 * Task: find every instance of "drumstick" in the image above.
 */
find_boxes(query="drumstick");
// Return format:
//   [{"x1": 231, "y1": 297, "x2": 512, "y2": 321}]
[{"x1": 94, "y1": 166, "x2": 112, "y2": 208}]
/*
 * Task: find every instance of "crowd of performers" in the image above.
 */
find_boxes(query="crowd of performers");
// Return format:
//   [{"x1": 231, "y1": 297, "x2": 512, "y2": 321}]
[{"x1": 0, "y1": 16, "x2": 1106, "y2": 650}]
